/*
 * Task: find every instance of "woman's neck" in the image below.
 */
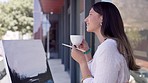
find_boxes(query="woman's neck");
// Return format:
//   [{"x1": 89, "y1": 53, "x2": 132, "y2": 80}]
[{"x1": 94, "y1": 30, "x2": 106, "y2": 43}]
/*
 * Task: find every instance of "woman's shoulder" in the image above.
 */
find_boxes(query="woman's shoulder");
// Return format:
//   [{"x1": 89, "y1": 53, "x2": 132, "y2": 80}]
[
  {"x1": 96, "y1": 38, "x2": 127, "y2": 66},
  {"x1": 95, "y1": 38, "x2": 121, "y2": 60},
  {"x1": 98, "y1": 38, "x2": 128, "y2": 63},
  {"x1": 98, "y1": 38, "x2": 117, "y2": 50}
]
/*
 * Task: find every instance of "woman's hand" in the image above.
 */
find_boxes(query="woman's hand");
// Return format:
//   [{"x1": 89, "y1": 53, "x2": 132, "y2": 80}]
[
  {"x1": 78, "y1": 39, "x2": 89, "y2": 51},
  {"x1": 78, "y1": 39, "x2": 93, "y2": 62},
  {"x1": 71, "y1": 46, "x2": 87, "y2": 65}
]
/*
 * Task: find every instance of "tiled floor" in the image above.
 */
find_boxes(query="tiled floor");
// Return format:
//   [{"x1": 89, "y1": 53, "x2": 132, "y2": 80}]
[{"x1": 48, "y1": 59, "x2": 70, "y2": 83}]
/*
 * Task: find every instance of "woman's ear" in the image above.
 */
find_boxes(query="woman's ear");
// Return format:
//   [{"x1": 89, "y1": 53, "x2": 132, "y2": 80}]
[
  {"x1": 100, "y1": 16, "x2": 103, "y2": 22},
  {"x1": 99, "y1": 16, "x2": 103, "y2": 26}
]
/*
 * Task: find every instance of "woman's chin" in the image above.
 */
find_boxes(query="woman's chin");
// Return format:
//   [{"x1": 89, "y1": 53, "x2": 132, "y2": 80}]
[
  {"x1": 87, "y1": 28, "x2": 92, "y2": 32},
  {"x1": 86, "y1": 28, "x2": 89, "y2": 32}
]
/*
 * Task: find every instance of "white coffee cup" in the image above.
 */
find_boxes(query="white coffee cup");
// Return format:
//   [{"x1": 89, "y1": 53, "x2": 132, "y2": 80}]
[{"x1": 70, "y1": 35, "x2": 83, "y2": 46}]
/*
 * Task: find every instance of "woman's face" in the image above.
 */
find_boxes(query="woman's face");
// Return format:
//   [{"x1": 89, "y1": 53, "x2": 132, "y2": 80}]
[{"x1": 84, "y1": 8, "x2": 102, "y2": 33}]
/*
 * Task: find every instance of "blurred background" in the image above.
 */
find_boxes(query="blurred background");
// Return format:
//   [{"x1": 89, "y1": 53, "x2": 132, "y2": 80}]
[{"x1": 0, "y1": 0, "x2": 148, "y2": 83}]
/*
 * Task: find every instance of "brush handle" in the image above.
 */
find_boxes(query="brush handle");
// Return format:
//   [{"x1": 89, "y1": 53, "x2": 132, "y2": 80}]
[{"x1": 62, "y1": 43, "x2": 85, "y2": 52}]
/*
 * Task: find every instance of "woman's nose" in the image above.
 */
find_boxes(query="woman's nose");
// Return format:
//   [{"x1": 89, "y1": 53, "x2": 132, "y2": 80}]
[{"x1": 84, "y1": 17, "x2": 87, "y2": 22}]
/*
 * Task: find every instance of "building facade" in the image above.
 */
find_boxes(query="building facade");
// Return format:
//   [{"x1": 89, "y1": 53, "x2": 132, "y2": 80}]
[{"x1": 34, "y1": 0, "x2": 148, "y2": 83}]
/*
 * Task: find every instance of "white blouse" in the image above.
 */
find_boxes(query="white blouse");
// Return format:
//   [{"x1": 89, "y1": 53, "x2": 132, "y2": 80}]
[{"x1": 83, "y1": 39, "x2": 130, "y2": 83}]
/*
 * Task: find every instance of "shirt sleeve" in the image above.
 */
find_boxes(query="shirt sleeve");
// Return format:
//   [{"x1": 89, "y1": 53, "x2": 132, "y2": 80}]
[
  {"x1": 87, "y1": 59, "x2": 93, "y2": 71},
  {"x1": 83, "y1": 43, "x2": 120, "y2": 83}
]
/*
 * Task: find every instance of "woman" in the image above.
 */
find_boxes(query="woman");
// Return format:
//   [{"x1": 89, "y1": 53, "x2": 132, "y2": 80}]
[{"x1": 71, "y1": 2, "x2": 140, "y2": 83}]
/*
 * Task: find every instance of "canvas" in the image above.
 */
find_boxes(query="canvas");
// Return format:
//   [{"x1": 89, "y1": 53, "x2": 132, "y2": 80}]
[{"x1": 0, "y1": 40, "x2": 54, "y2": 83}]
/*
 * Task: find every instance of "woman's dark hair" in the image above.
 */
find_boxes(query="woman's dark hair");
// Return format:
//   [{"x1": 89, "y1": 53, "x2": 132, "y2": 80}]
[{"x1": 92, "y1": 2, "x2": 140, "y2": 71}]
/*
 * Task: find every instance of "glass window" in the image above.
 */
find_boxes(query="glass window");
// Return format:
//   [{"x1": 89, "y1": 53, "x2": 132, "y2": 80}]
[
  {"x1": 111, "y1": 0, "x2": 148, "y2": 83},
  {"x1": 80, "y1": 0, "x2": 85, "y2": 36}
]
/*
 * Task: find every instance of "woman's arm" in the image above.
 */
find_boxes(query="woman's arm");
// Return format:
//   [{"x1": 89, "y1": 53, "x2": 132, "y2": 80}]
[
  {"x1": 71, "y1": 46, "x2": 93, "y2": 82},
  {"x1": 79, "y1": 62, "x2": 93, "y2": 82},
  {"x1": 83, "y1": 43, "x2": 120, "y2": 83},
  {"x1": 84, "y1": 52, "x2": 92, "y2": 62}
]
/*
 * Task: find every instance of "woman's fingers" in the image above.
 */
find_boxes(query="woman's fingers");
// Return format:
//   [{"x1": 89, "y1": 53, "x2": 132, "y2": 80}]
[
  {"x1": 71, "y1": 45, "x2": 86, "y2": 64},
  {"x1": 78, "y1": 44, "x2": 83, "y2": 49},
  {"x1": 71, "y1": 45, "x2": 78, "y2": 55},
  {"x1": 78, "y1": 39, "x2": 90, "y2": 51},
  {"x1": 72, "y1": 45, "x2": 76, "y2": 49},
  {"x1": 78, "y1": 39, "x2": 85, "y2": 48}
]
